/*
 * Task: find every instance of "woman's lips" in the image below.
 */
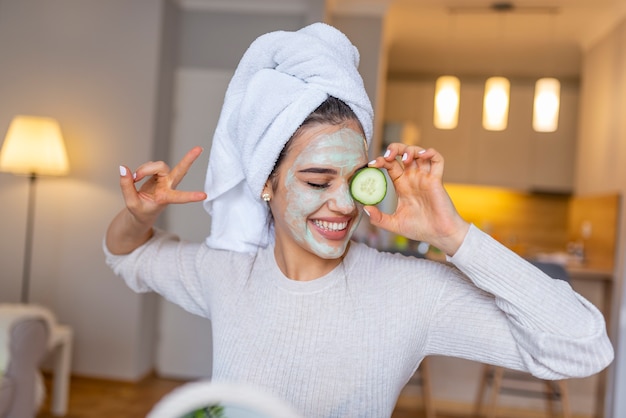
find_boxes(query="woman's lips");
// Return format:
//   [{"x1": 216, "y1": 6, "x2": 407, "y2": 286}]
[{"x1": 310, "y1": 219, "x2": 350, "y2": 240}]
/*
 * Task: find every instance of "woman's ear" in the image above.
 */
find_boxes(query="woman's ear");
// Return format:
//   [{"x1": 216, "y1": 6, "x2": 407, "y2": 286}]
[{"x1": 261, "y1": 181, "x2": 273, "y2": 202}]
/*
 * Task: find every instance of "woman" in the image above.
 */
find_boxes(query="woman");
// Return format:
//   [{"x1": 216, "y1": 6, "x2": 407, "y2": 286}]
[{"x1": 104, "y1": 23, "x2": 613, "y2": 418}]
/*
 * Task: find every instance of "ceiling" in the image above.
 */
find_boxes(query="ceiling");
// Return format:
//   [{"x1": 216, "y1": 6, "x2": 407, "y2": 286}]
[{"x1": 333, "y1": 0, "x2": 626, "y2": 79}]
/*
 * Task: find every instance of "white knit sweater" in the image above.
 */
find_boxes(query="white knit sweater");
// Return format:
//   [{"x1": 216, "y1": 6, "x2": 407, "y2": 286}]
[{"x1": 104, "y1": 224, "x2": 613, "y2": 418}]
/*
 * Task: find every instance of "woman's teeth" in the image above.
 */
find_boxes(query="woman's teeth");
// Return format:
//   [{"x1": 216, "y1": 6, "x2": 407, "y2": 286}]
[{"x1": 313, "y1": 220, "x2": 348, "y2": 231}]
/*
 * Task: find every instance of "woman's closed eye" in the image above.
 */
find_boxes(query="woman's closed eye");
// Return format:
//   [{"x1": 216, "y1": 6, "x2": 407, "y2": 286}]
[
  {"x1": 298, "y1": 168, "x2": 337, "y2": 189},
  {"x1": 306, "y1": 181, "x2": 330, "y2": 189}
]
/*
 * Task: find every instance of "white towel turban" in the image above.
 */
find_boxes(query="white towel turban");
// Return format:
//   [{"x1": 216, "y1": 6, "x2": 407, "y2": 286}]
[{"x1": 203, "y1": 22, "x2": 374, "y2": 252}]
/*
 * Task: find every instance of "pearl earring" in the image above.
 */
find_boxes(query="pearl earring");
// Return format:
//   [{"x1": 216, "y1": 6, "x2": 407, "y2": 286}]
[{"x1": 262, "y1": 193, "x2": 271, "y2": 202}]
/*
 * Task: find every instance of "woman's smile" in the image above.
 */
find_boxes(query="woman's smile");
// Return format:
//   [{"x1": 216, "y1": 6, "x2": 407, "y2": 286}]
[{"x1": 310, "y1": 217, "x2": 351, "y2": 240}]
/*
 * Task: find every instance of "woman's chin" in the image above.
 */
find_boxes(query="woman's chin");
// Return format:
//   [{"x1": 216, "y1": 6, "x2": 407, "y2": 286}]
[{"x1": 308, "y1": 239, "x2": 350, "y2": 260}]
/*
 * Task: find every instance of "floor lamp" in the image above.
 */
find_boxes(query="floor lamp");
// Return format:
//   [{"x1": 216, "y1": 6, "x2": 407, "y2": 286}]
[{"x1": 0, "y1": 115, "x2": 70, "y2": 303}]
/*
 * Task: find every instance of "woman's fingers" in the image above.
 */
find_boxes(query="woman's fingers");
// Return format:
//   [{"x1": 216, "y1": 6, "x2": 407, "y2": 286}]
[
  {"x1": 169, "y1": 146, "x2": 204, "y2": 189},
  {"x1": 415, "y1": 147, "x2": 445, "y2": 178},
  {"x1": 166, "y1": 189, "x2": 208, "y2": 204},
  {"x1": 363, "y1": 204, "x2": 396, "y2": 233},
  {"x1": 120, "y1": 146, "x2": 207, "y2": 208},
  {"x1": 119, "y1": 165, "x2": 141, "y2": 208},
  {"x1": 133, "y1": 160, "x2": 170, "y2": 183},
  {"x1": 369, "y1": 145, "x2": 406, "y2": 181},
  {"x1": 373, "y1": 144, "x2": 444, "y2": 182},
  {"x1": 164, "y1": 147, "x2": 207, "y2": 203}
]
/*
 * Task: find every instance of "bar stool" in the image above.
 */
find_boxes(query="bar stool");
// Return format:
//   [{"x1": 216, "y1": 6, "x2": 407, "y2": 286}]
[{"x1": 474, "y1": 364, "x2": 571, "y2": 418}]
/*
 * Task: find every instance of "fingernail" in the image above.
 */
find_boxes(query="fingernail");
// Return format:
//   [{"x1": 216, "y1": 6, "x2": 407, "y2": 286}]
[
  {"x1": 133, "y1": 172, "x2": 137, "y2": 180},
  {"x1": 368, "y1": 160, "x2": 377, "y2": 166},
  {"x1": 363, "y1": 208, "x2": 370, "y2": 217},
  {"x1": 119, "y1": 166, "x2": 127, "y2": 176},
  {"x1": 418, "y1": 149, "x2": 426, "y2": 155},
  {"x1": 384, "y1": 149, "x2": 391, "y2": 158},
  {"x1": 402, "y1": 153, "x2": 408, "y2": 161}
]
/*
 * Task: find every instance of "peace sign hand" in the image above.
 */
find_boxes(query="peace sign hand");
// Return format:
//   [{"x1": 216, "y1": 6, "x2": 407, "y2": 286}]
[
  {"x1": 106, "y1": 146, "x2": 207, "y2": 255},
  {"x1": 119, "y1": 146, "x2": 208, "y2": 227}
]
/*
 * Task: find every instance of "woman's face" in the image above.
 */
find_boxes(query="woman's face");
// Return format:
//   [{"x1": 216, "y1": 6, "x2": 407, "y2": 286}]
[{"x1": 267, "y1": 121, "x2": 368, "y2": 260}]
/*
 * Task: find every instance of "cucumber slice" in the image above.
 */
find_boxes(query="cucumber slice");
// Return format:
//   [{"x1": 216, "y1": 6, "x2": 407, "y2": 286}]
[{"x1": 350, "y1": 167, "x2": 387, "y2": 205}]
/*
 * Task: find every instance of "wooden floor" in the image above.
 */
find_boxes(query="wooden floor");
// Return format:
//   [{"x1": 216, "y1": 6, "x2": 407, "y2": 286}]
[
  {"x1": 37, "y1": 374, "x2": 186, "y2": 418},
  {"x1": 35, "y1": 373, "x2": 463, "y2": 418}
]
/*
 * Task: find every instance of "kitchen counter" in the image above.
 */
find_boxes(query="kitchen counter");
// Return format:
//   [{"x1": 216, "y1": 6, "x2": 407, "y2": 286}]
[{"x1": 566, "y1": 264, "x2": 613, "y2": 281}]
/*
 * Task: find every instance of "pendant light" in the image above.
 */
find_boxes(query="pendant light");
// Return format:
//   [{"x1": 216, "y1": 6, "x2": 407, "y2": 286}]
[
  {"x1": 482, "y1": 5, "x2": 511, "y2": 131},
  {"x1": 483, "y1": 76, "x2": 510, "y2": 131},
  {"x1": 434, "y1": 75, "x2": 460, "y2": 129},
  {"x1": 533, "y1": 12, "x2": 560, "y2": 132},
  {"x1": 533, "y1": 77, "x2": 560, "y2": 132},
  {"x1": 434, "y1": 11, "x2": 460, "y2": 130}
]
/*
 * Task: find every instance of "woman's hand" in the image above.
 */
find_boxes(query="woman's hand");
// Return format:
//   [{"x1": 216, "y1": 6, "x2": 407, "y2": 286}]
[
  {"x1": 364, "y1": 143, "x2": 469, "y2": 256},
  {"x1": 106, "y1": 146, "x2": 207, "y2": 255},
  {"x1": 120, "y1": 146, "x2": 208, "y2": 226}
]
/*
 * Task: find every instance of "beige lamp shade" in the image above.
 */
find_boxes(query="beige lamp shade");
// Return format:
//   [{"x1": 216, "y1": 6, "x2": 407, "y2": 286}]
[
  {"x1": 0, "y1": 115, "x2": 70, "y2": 176},
  {"x1": 434, "y1": 75, "x2": 460, "y2": 130},
  {"x1": 533, "y1": 77, "x2": 560, "y2": 132},
  {"x1": 482, "y1": 77, "x2": 510, "y2": 131}
]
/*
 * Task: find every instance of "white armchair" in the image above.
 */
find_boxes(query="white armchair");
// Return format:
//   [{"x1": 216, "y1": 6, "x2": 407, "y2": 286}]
[{"x1": 0, "y1": 307, "x2": 50, "y2": 418}]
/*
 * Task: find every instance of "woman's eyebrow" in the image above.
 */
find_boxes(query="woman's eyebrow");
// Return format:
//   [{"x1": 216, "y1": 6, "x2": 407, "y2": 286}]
[
  {"x1": 298, "y1": 164, "x2": 368, "y2": 175},
  {"x1": 298, "y1": 167, "x2": 338, "y2": 174}
]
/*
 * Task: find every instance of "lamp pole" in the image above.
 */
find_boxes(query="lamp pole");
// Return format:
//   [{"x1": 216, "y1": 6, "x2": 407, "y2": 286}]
[{"x1": 21, "y1": 172, "x2": 37, "y2": 303}]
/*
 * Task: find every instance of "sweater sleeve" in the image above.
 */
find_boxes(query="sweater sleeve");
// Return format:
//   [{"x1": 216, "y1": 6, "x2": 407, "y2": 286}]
[
  {"x1": 425, "y1": 224, "x2": 614, "y2": 379},
  {"x1": 103, "y1": 229, "x2": 211, "y2": 319}
]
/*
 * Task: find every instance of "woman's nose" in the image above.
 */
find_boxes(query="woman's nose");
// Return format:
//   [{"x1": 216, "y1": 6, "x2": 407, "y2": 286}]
[{"x1": 328, "y1": 182, "x2": 355, "y2": 213}]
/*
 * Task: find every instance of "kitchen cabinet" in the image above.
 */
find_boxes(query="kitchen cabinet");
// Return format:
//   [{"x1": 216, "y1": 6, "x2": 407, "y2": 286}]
[{"x1": 384, "y1": 78, "x2": 578, "y2": 192}]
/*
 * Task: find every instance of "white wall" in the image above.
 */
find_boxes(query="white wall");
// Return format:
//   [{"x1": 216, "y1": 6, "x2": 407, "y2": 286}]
[
  {"x1": 0, "y1": 0, "x2": 166, "y2": 380},
  {"x1": 576, "y1": 18, "x2": 626, "y2": 418}
]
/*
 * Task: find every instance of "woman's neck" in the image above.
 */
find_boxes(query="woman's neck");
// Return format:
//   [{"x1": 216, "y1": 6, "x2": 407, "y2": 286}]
[{"x1": 272, "y1": 241, "x2": 348, "y2": 281}]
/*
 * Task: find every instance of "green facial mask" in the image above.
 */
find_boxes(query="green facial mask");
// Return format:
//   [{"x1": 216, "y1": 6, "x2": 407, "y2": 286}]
[{"x1": 283, "y1": 128, "x2": 367, "y2": 259}]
